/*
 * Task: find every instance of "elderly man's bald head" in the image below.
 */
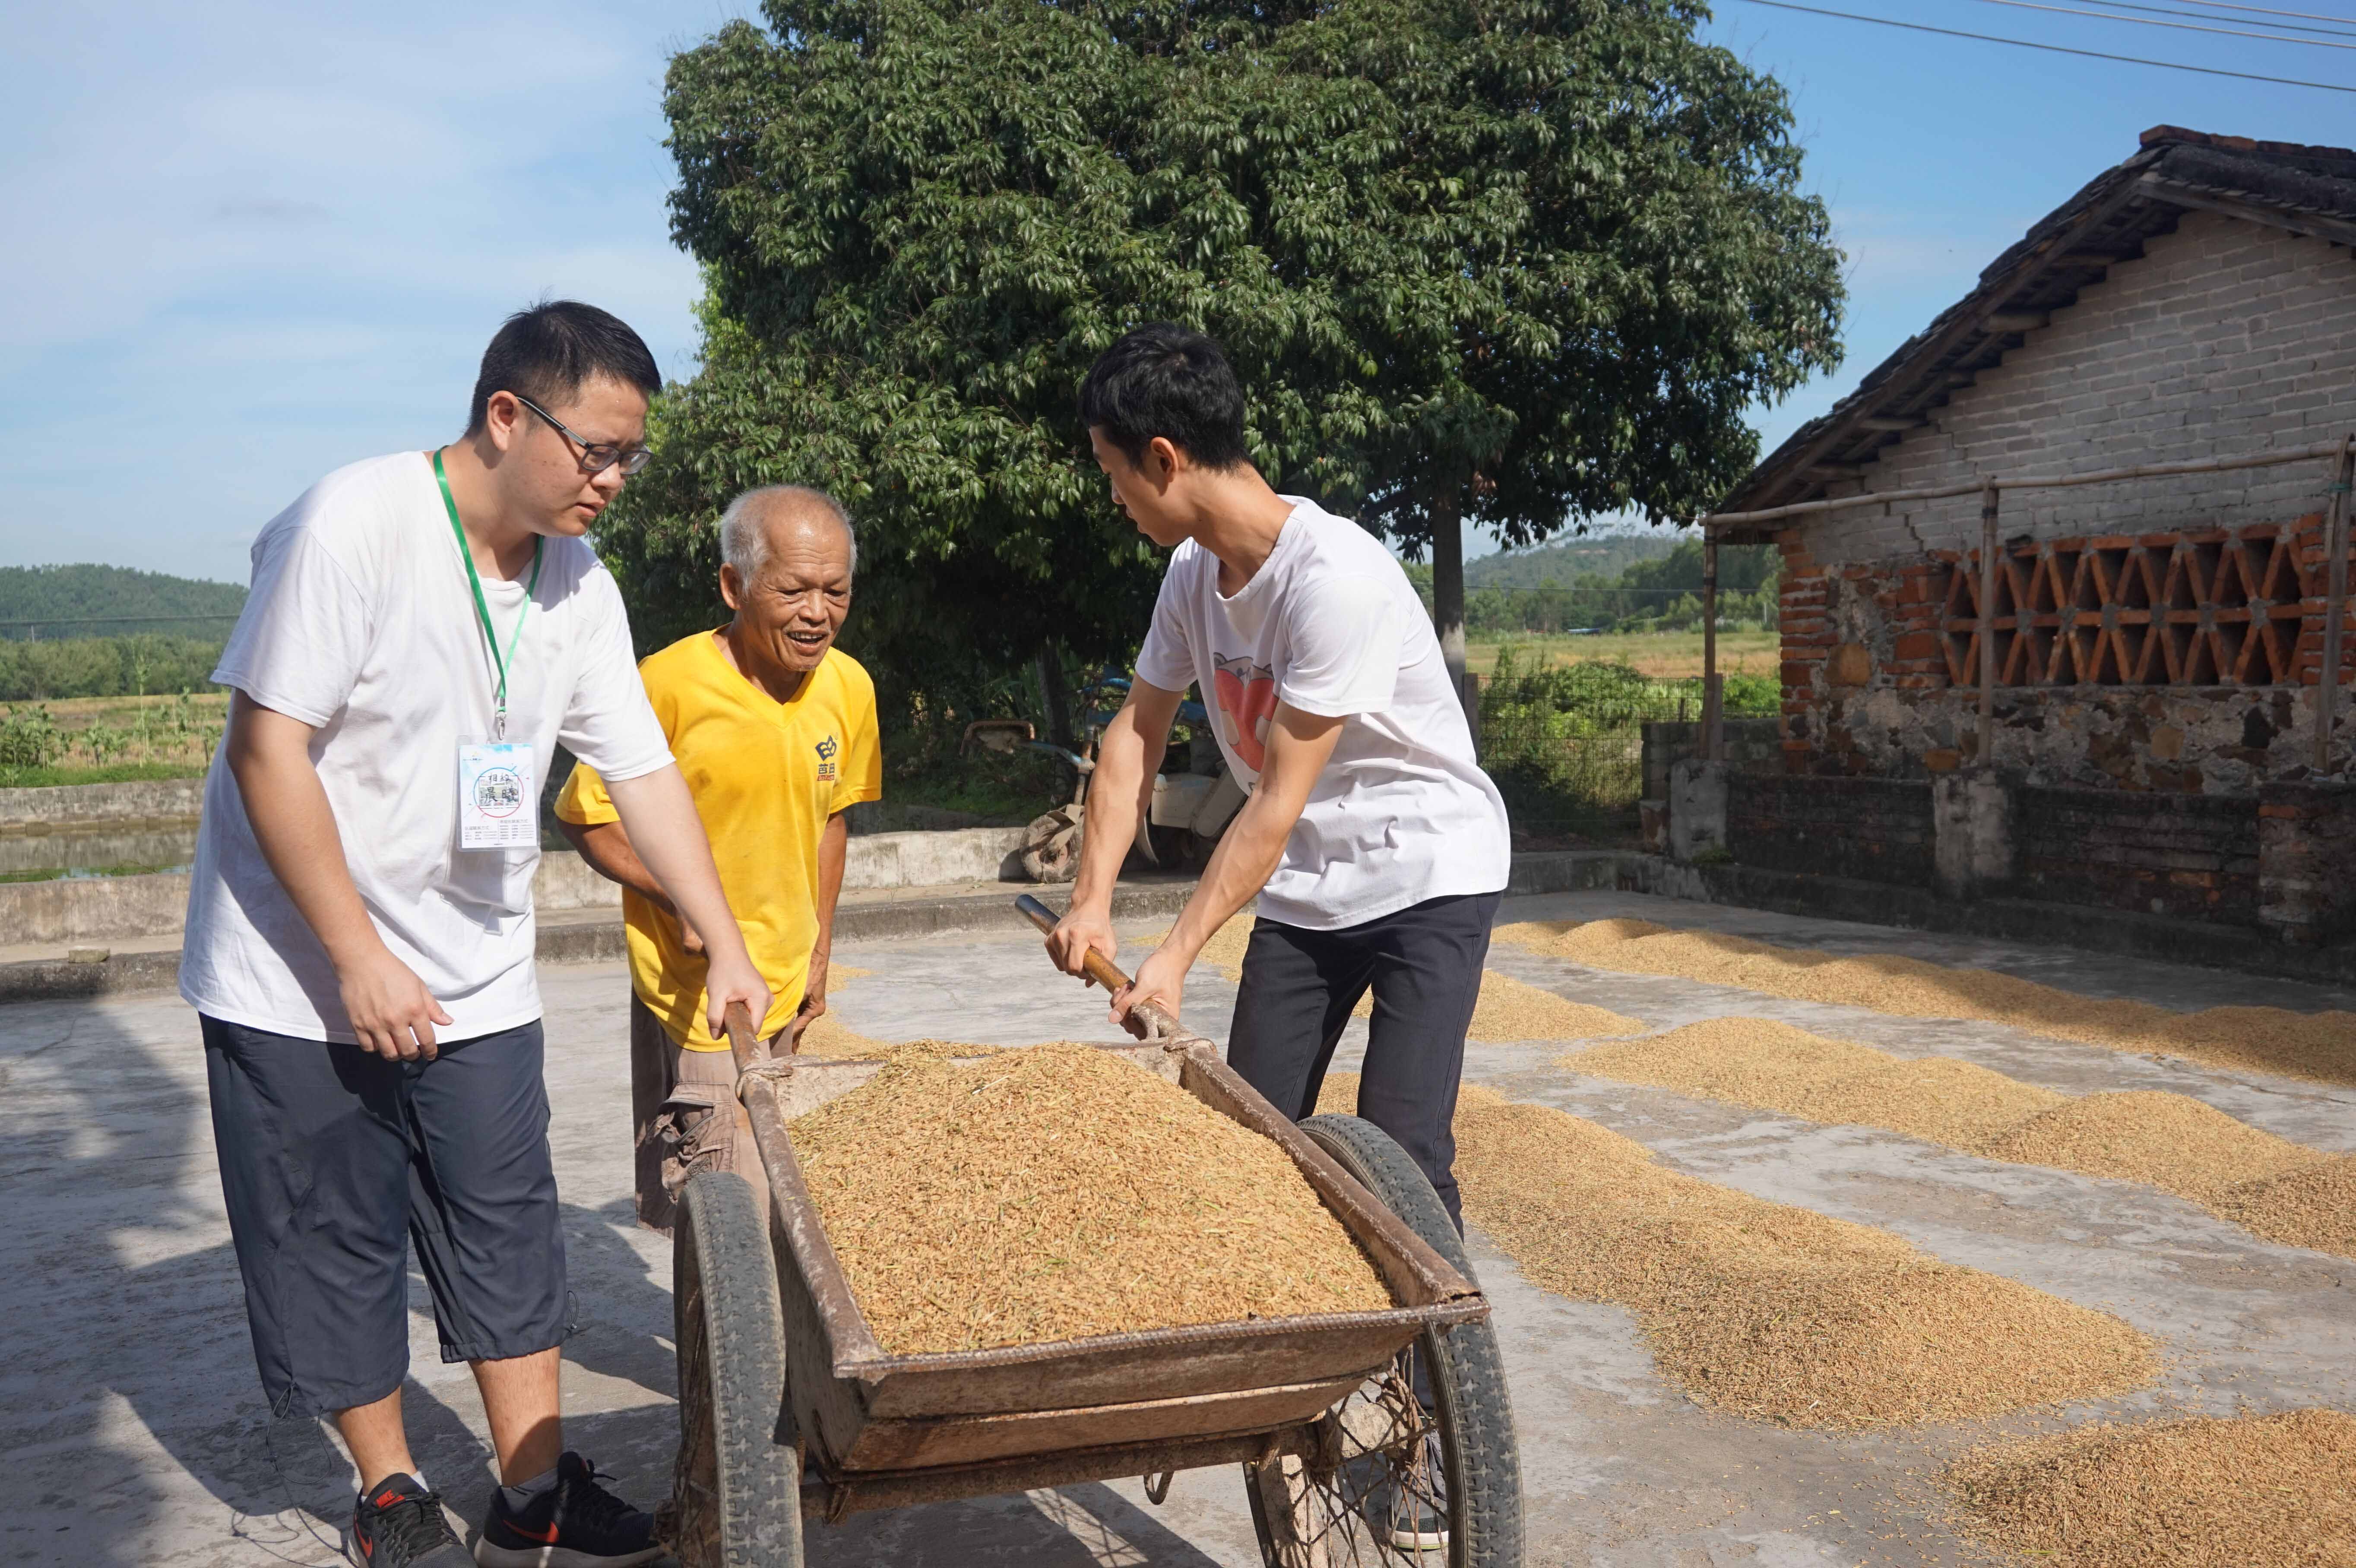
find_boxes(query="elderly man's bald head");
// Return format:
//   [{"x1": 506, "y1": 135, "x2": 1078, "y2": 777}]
[{"x1": 719, "y1": 485, "x2": 856, "y2": 584}]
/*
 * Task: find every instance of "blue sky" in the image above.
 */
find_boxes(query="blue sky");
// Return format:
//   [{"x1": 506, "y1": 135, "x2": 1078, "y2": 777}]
[{"x1": 3, "y1": 0, "x2": 2351, "y2": 584}]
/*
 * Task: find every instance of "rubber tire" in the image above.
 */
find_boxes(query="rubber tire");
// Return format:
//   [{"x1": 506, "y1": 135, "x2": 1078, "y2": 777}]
[
  {"x1": 1266, "y1": 1114, "x2": 1526, "y2": 1568},
  {"x1": 674, "y1": 1172, "x2": 802, "y2": 1568}
]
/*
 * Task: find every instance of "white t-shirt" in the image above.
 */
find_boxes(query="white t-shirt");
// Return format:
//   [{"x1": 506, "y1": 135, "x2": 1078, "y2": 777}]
[
  {"x1": 1135, "y1": 496, "x2": 1511, "y2": 930},
  {"x1": 179, "y1": 452, "x2": 674, "y2": 1043}
]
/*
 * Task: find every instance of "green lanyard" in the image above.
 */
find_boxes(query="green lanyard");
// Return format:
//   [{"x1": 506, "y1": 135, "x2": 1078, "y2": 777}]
[{"x1": 434, "y1": 449, "x2": 542, "y2": 740}]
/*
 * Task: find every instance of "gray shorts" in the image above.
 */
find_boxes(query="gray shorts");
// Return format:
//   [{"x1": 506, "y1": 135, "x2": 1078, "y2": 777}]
[{"x1": 202, "y1": 1014, "x2": 570, "y2": 1416}]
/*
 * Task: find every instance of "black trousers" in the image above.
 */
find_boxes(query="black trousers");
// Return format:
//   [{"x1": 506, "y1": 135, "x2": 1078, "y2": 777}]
[{"x1": 1226, "y1": 890, "x2": 1502, "y2": 1230}]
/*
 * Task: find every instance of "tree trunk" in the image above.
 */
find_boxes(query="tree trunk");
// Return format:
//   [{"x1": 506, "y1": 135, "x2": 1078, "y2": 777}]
[
  {"x1": 1036, "y1": 643, "x2": 1074, "y2": 750},
  {"x1": 1429, "y1": 484, "x2": 1477, "y2": 749}
]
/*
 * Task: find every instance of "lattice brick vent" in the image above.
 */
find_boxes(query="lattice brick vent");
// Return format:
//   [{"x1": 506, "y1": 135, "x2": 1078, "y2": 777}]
[{"x1": 1936, "y1": 522, "x2": 2341, "y2": 688}]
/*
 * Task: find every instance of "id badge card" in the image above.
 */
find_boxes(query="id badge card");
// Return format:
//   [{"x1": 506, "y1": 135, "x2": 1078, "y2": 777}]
[{"x1": 457, "y1": 742, "x2": 538, "y2": 850}]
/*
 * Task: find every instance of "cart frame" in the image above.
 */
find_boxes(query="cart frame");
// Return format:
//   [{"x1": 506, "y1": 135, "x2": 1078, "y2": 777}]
[{"x1": 673, "y1": 899, "x2": 1517, "y2": 1564}]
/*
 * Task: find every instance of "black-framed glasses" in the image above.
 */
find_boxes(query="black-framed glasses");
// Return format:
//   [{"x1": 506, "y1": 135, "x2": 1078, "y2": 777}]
[{"x1": 511, "y1": 392, "x2": 653, "y2": 477}]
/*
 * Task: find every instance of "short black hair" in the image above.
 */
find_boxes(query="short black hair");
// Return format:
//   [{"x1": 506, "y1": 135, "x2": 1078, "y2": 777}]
[
  {"x1": 466, "y1": 300, "x2": 661, "y2": 434},
  {"x1": 1077, "y1": 324, "x2": 1251, "y2": 471}
]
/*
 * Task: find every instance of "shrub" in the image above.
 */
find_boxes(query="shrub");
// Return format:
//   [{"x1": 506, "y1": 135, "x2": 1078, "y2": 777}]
[{"x1": 0, "y1": 705, "x2": 64, "y2": 772}]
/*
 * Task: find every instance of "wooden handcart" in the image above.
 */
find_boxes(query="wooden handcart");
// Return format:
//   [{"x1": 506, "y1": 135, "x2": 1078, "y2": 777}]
[{"x1": 669, "y1": 896, "x2": 1524, "y2": 1566}]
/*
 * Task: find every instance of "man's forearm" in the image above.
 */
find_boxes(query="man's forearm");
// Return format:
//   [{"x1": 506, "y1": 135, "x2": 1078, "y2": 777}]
[
  {"x1": 557, "y1": 817, "x2": 675, "y2": 911},
  {"x1": 1159, "y1": 793, "x2": 1289, "y2": 964},
  {"x1": 1070, "y1": 720, "x2": 1161, "y2": 911},
  {"x1": 814, "y1": 811, "x2": 849, "y2": 957},
  {"x1": 227, "y1": 700, "x2": 383, "y2": 970}
]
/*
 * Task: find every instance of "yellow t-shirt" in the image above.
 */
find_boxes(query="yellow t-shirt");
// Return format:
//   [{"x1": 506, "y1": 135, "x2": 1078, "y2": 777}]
[{"x1": 556, "y1": 634, "x2": 882, "y2": 1050}]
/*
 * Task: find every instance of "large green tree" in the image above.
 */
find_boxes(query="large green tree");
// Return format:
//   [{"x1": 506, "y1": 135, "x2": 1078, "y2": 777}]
[{"x1": 602, "y1": 0, "x2": 1842, "y2": 725}]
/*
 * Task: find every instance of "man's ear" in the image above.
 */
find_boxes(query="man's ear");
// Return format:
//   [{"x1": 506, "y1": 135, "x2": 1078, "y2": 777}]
[
  {"x1": 719, "y1": 563, "x2": 744, "y2": 613},
  {"x1": 482, "y1": 390, "x2": 524, "y2": 455},
  {"x1": 1146, "y1": 436, "x2": 1184, "y2": 491}
]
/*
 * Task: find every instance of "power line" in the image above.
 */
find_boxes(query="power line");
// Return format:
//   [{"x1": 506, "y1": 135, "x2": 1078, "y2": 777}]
[
  {"x1": 2068, "y1": 0, "x2": 2356, "y2": 39},
  {"x1": 1724, "y1": 0, "x2": 2356, "y2": 90},
  {"x1": 2144, "y1": 0, "x2": 2356, "y2": 27},
  {"x1": 1966, "y1": 0, "x2": 2356, "y2": 48}
]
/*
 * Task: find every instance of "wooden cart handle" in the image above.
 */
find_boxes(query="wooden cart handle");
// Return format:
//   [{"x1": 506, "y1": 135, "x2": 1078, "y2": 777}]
[
  {"x1": 1015, "y1": 893, "x2": 1188, "y2": 1043},
  {"x1": 723, "y1": 999, "x2": 770, "y2": 1079}
]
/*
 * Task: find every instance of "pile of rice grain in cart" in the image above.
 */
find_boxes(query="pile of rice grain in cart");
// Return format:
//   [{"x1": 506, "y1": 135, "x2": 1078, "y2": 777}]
[{"x1": 789, "y1": 1043, "x2": 1393, "y2": 1355}]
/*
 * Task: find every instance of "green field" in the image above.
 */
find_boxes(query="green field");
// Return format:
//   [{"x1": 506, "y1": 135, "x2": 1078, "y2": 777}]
[
  {"x1": 0, "y1": 692, "x2": 227, "y2": 787},
  {"x1": 1467, "y1": 629, "x2": 1780, "y2": 681}
]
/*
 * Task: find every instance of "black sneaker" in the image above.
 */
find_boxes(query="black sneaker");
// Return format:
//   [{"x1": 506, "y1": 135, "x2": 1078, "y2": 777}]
[
  {"x1": 352, "y1": 1474, "x2": 472, "y2": 1568},
  {"x1": 473, "y1": 1451, "x2": 662, "y2": 1568},
  {"x1": 1370, "y1": 1431, "x2": 1450, "y2": 1554}
]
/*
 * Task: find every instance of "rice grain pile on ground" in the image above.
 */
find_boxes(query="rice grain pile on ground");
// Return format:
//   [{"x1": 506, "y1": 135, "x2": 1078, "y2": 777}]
[
  {"x1": 1801, "y1": 1055, "x2": 2069, "y2": 1147},
  {"x1": 1566, "y1": 1018, "x2": 1889, "y2": 1113},
  {"x1": 1945, "y1": 1409, "x2": 2356, "y2": 1567},
  {"x1": 1560, "y1": 1021, "x2": 2354, "y2": 1258},
  {"x1": 2216, "y1": 1157, "x2": 2356, "y2": 1256},
  {"x1": 1163, "y1": 915, "x2": 1642, "y2": 1041},
  {"x1": 1316, "y1": 1073, "x2": 2154, "y2": 1427},
  {"x1": 791, "y1": 1043, "x2": 1390, "y2": 1354},
  {"x1": 1979, "y1": 1090, "x2": 2327, "y2": 1196},
  {"x1": 1497, "y1": 918, "x2": 2356, "y2": 1086}
]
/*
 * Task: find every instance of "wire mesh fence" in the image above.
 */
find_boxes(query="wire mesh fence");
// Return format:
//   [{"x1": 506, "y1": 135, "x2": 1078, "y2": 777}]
[{"x1": 1484, "y1": 727, "x2": 1649, "y2": 847}]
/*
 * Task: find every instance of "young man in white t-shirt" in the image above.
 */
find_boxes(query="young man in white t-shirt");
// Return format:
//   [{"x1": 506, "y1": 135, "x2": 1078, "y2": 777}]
[
  {"x1": 181, "y1": 302, "x2": 770, "y2": 1568},
  {"x1": 1046, "y1": 325, "x2": 1512, "y2": 1237}
]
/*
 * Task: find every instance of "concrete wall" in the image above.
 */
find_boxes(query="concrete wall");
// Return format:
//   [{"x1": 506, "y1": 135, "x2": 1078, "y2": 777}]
[
  {"x1": 1801, "y1": 211, "x2": 2356, "y2": 563},
  {"x1": 840, "y1": 827, "x2": 1027, "y2": 889},
  {"x1": 0, "y1": 777, "x2": 206, "y2": 829},
  {"x1": 2, "y1": 830, "x2": 1032, "y2": 947}
]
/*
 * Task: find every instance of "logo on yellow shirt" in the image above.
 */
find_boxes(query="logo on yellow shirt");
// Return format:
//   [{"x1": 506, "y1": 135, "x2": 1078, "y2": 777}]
[{"x1": 815, "y1": 734, "x2": 839, "y2": 783}]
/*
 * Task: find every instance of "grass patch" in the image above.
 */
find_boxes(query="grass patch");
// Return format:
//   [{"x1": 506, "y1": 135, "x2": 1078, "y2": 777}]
[{"x1": 0, "y1": 761, "x2": 209, "y2": 789}]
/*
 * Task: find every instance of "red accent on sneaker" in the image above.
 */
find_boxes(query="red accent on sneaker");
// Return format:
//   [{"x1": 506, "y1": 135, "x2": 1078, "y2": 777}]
[
  {"x1": 511, "y1": 1517, "x2": 561, "y2": 1545},
  {"x1": 374, "y1": 1489, "x2": 405, "y2": 1509}
]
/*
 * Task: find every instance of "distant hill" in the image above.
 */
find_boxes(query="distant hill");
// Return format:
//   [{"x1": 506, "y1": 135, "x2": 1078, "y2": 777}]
[
  {"x1": 1466, "y1": 531, "x2": 1689, "y2": 591},
  {"x1": 0, "y1": 565, "x2": 246, "y2": 639}
]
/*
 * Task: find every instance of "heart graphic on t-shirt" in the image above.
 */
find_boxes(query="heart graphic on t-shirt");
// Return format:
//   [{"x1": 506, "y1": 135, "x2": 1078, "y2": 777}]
[{"x1": 1211, "y1": 654, "x2": 1278, "y2": 772}]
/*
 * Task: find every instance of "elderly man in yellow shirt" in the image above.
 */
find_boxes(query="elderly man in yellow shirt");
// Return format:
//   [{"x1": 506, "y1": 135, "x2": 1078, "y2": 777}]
[{"x1": 556, "y1": 485, "x2": 879, "y2": 1232}]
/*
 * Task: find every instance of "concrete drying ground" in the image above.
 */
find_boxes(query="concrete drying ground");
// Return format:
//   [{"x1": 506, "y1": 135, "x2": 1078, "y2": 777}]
[{"x1": 6, "y1": 889, "x2": 2353, "y2": 1567}]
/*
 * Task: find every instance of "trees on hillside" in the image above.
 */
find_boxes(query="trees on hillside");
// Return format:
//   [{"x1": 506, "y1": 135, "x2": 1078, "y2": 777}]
[
  {"x1": 602, "y1": 0, "x2": 1843, "y2": 728},
  {"x1": 1409, "y1": 540, "x2": 1780, "y2": 634}
]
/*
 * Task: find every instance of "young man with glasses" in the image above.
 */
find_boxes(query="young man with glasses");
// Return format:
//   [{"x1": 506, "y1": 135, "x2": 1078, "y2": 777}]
[{"x1": 181, "y1": 301, "x2": 769, "y2": 1568}]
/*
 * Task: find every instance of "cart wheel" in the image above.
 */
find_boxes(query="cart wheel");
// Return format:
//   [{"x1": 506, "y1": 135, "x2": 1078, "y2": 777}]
[
  {"x1": 1244, "y1": 1116, "x2": 1524, "y2": 1568},
  {"x1": 673, "y1": 1172, "x2": 803, "y2": 1568}
]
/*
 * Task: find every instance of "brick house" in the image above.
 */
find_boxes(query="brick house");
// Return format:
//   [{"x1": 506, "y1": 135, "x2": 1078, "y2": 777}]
[{"x1": 1692, "y1": 127, "x2": 2356, "y2": 956}]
